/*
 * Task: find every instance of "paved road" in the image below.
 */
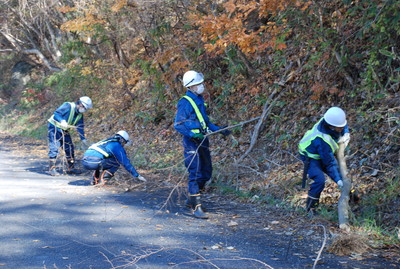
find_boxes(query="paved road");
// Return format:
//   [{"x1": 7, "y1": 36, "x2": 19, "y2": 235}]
[{"x1": 0, "y1": 143, "x2": 397, "y2": 268}]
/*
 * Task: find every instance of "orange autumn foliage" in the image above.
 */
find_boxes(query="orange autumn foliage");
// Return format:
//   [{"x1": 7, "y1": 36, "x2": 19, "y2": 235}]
[{"x1": 191, "y1": 0, "x2": 296, "y2": 56}]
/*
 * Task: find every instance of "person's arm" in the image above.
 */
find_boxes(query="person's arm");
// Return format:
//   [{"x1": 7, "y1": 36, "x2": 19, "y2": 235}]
[
  {"x1": 113, "y1": 145, "x2": 139, "y2": 177},
  {"x1": 76, "y1": 116, "x2": 85, "y2": 140},
  {"x1": 53, "y1": 103, "x2": 71, "y2": 123},
  {"x1": 316, "y1": 137, "x2": 342, "y2": 183},
  {"x1": 174, "y1": 99, "x2": 200, "y2": 138}
]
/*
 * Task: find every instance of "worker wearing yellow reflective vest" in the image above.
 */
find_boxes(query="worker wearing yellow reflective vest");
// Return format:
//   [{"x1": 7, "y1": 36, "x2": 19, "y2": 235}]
[
  {"x1": 82, "y1": 131, "x2": 146, "y2": 185},
  {"x1": 47, "y1": 96, "x2": 92, "y2": 176},
  {"x1": 174, "y1": 70, "x2": 231, "y2": 219},
  {"x1": 298, "y1": 107, "x2": 350, "y2": 215}
]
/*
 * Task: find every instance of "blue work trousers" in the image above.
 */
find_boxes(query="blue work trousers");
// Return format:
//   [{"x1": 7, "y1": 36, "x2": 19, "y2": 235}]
[
  {"x1": 48, "y1": 123, "x2": 74, "y2": 160},
  {"x1": 82, "y1": 155, "x2": 120, "y2": 174},
  {"x1": 303, "y1": 156, "x2": 328, "y2": 199},
  {"x1": 183, "y1": 136, "x2": 212, "y2": 195}
]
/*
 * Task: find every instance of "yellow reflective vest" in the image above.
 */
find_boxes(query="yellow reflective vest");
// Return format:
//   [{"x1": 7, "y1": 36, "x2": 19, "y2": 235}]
[
  {"x1": 298, "y1": 119, "x2": 339, "y2": 159},
  {"x1": 48, "y1": 102, "x2": 82, "y2": 130}
]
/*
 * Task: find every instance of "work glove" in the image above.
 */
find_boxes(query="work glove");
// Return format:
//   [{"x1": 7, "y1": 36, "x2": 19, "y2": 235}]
[
  {"x1": 137, "y1": 175, "x2": 147, "y2": 182},
  {"x1": 219, "y1": 125, "x2": 231, "y2": 136},
  {"x1": 60, "y1": 120, "x2": 69, "y2": 129},
  {"x1": 337, "y1": 180, "x2": 344, "y2": 188},
  {"x1": 338, "y1": 133, "x2": 350, "y2": 147},
  {"x1": 191, "y1": 133, "x2": 204, "y2": 143},
  {"x1": 81, "y1": 139, "x2": 89, "y2": 147}
]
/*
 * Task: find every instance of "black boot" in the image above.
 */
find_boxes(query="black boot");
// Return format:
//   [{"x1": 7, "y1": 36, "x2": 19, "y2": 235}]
[
  {"x1": 185, "y1": 197, "x2": 207, "y2": 212},
  {"x1": 189, "y1": 194, "x2": 208, "y2": 219},
  {"x1": 305, "y1": 196, "x2": 319, "y2": 216},
  {"x1": 49, "y1": 159, "x2": 60, "y2": 176}
]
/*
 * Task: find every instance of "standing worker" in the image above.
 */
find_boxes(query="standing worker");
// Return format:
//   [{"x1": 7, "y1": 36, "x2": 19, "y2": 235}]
[
  {"x1": 47, "y1": 96, "x2": 92, "y2": 176},
  {"x1": 174, "y1": 70, "x2": 231, "y2": 219},
  {"x1": 82, "y1": 130, "x2": 147, "y2": 185},
  {"x1": 298, "y1": 107, "x2": 350, "y2": 215}
]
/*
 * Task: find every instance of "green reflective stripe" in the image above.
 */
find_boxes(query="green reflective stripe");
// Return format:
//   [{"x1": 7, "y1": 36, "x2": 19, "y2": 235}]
[
  {"x1": 67, "y1": 103, "x2": 82, "y2": 126},
  {"x1": 48, "y1": 102, "x2": 81, "y2": 130},
  {"x1": 89, "y1": 145, "x2": 109, "y2": 157},
  {"x1": 88, "y1": 138, "x2": 119, "y2": 158},
  {"x1": 182, "y1": 96, "x2": 207, "y2": 132},
  {"x1": 192, "y1": 129, "x2": 200, "y2": 133},
  {"x1": 298, "y1": 118, "x2": 338, "y2": 159}
]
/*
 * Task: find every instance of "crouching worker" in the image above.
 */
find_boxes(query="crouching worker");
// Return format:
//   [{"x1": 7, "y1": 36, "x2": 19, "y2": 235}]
[
  {"x1": 298, "y1": 107, "x2": 350, "y2": 216},
  {"x1": 82, "y1": 130, "x2": 146, "y2": 185}
]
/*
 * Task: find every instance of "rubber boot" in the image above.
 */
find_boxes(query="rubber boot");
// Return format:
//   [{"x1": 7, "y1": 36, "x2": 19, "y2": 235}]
[
  {"x1": 189, "y1": 194, "x2": 208, "y2": 219},
  {"x1": 305, "y1": 196, "x2": 319, "y2": 216},
  {"x1": 92, "y1": 170, "x2": 100, "y2": 185},
  {"x1": 49, "y1": 159, "x2": 60, "y2": 176},
  {"x1": 185, "y1": 197, "x2": 207, "y2": 212}
]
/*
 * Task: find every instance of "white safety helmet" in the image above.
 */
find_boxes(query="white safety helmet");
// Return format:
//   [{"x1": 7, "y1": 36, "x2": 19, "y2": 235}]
[
  {"x1": 79, "y1": 96, "x2": 93, "y2": 109},
  {"x1": 182, "y1": 70, "x2": 204, "y2": 88},
  {"x1": 324, "y1": 107, "x2": 347, "y2": 127},
  {"x1": 116, "y1": 130, "x2": 130, "y2": 142}
]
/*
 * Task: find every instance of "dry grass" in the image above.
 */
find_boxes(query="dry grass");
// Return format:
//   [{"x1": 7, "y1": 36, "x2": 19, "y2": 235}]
[{"x1": 327, "y1": 233, "x2": 371, "y2": 256}]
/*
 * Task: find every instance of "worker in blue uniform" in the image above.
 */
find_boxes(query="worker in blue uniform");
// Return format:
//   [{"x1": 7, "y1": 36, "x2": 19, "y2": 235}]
[
  {"x1": 298, "y1": 107, "x2": 350, "y2": 215},
  {"x1": 47, "y1": 96, "x2": 92, "y2": 176},
  {"x1": 174, "y1": 70, "x2": 231, "y2": 218},
  {"x1": 82, "y1": 130, "x2": 147, "y2": 185}
]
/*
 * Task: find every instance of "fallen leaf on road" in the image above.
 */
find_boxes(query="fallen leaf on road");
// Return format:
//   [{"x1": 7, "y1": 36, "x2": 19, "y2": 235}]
[
  {"x1": 227, "y1": 246, "x2": 235, "y2": 250},
  {"x1": 227, "y1": 221, "x2": 238, "y2": 227},
  {"x1": 32, "y1": 240, "x2": 40, "y2": 242},
  {"x1": 92, "y1": 234, "x2": 98, "y2": 237},
  {"x1": 211, "y1": 244, "x2": 222, "y2": 249}
]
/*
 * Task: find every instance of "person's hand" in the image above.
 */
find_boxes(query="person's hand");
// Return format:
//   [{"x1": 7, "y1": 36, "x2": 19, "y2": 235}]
[
  {"x1": 137, "y1": 175, "x2": 147, "y2": 182},
  {"x1": 192, "y1": 133, "x2": 204, "y2": 142},
  {"x1": 60, "y1": 120, "x2": 69, "y2": 129},
  {"x1": 81, "y1": 139, "x2": 89, "y2": 147},
  {"x1": 220, "y1": 126, "x2": 231, "y2": 136},
  {"x1": 337, "y1": 180, "x2": 344, "y2": 188},
  {"x1": 338, "y1": 133, "x2": 350, "y2": 147}
]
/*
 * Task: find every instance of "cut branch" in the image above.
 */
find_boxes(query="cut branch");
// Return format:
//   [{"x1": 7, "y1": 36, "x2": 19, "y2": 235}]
[
  {"x1": 337, "y1": 142, "x2": 352, "y2": 231},
  {"x1": 23, "y1": 49, "x2": 62, "y2": 71},
  {"x1": 236, "y1": 88, "x2": 281, "y2": 163}
]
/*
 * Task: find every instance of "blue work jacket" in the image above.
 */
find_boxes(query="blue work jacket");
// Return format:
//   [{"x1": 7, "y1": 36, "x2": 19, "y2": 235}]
[
  {"x1": 51, "y1": 102, "x2": 85, "y2": 140},
  {"x1": 174, "y1": 90, "x2": 220, "y2": 138},
  {"x1": 84, "y1": 137, "x2": 139, "y2": 177},
  {"x1": 300, "y1": 118, "x2": 349, "y2": 183}
]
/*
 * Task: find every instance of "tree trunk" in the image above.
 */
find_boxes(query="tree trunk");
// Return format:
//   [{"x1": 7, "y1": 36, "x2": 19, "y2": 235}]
[{"x1": 336, "y1": 142, "x2": 351, "y2": 231}]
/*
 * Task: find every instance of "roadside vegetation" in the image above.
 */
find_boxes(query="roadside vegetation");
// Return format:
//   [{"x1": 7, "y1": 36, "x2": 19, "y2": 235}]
[{"x1": 0, "y1": 0, "x2": 399, "y2": 253}]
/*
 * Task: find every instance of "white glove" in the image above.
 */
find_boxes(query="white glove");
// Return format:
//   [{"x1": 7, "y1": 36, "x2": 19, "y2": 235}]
[
  {"x1": 337, "y1": 180, "x2": 343, "y2": 188},
  {"x1": 137, "y1": 175, "x2": 147, "y2": 182},
  {"x1": 60, "y1": 120, "x2": 69, "y2": 129},
  {"x1": 81, "y1": 139, "x2": 89, "y2": 146},
  {"x1": 338, "y1": 133, "x2": 350, "y2": 147}
]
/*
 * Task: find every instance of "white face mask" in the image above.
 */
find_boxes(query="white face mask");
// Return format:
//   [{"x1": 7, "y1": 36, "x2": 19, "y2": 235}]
[
  {"x1": 195, "y1": 84, "x2": 205, "y2": 95},
  {"x1": 78, "y1": 107, "x2": 86, "y2": 113}
]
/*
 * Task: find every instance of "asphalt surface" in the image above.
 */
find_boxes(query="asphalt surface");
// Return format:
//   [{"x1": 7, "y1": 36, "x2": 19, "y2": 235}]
[{"x1": 0, "y1": 140, "x2": 398, "y2": 268}]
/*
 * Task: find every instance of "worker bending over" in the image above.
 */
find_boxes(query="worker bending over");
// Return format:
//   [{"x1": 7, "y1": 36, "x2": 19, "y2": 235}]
[
  {"x1": 47, "y1": 96, "x2": 92, "y2": 176},
  {"x1": 82, "y1": 130, "x2": 146, "y2": 185}
]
